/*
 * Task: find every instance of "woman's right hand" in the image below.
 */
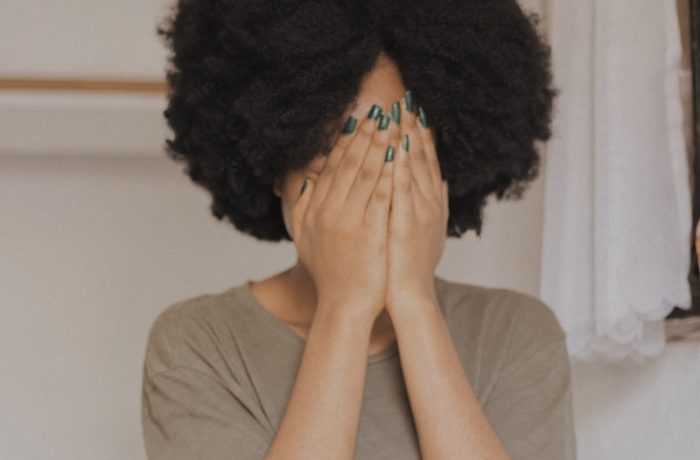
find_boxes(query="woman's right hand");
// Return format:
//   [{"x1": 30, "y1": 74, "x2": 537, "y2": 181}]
[{"x1": 291, "y1": 107, "x2": 401, "y2": 321}]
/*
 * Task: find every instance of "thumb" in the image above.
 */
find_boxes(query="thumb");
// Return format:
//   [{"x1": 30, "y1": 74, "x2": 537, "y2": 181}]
[{"x1": 292, "y1": 177, "x2": 313, "y2": 243}]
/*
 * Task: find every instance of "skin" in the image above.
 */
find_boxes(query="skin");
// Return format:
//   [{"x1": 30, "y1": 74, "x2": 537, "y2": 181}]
[
  {"x1": 260, "y1": 51, "x2": 511, "y2": 459},
  {"x1": 255, "y1": 51, "x2": 411, "y2": 353}
]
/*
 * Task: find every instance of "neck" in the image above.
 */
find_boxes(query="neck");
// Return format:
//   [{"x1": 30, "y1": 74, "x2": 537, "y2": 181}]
[
  {"x1": 284, "y1": 258, "x2": 393, "y2": 334},
  {"x1": 285, "y1": 260, "x2": 317, "y2": 313}
]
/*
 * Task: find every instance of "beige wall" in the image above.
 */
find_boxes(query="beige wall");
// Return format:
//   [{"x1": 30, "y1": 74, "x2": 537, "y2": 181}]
[
  {"x1": 1, "y1": 1, "x2": 547, "y2": 458},
  {"x1": 678, "y1": 0, "x2": 690, "y2": 70}
]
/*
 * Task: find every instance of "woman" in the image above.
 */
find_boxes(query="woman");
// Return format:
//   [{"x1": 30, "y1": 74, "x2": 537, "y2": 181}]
[{"x1": 141, "y1": 0, "x2": 576, "y2": 459}]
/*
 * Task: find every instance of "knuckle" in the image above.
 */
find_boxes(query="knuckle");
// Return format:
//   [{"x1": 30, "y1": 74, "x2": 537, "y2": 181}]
[
  {"x1": 380, "y1": 163, "x2": 394, "y2": 177},
  {"x1": 420, "y1": 207, "x2": 438, "y2": 225},
  {"x1": 320, "y1": 162, "x2": 335, "y2": 177},
  {"x1": 342, "y1": 216, "x2": 362, "y2": 233},
  {"x1": 406, "y1": 113, "x2": 417, "y2": 127},
  {"x1": 292, "y1": 196, "x2": 306, "y2": 215},
  {"x1": 416, "y1": 213, "x2": 431, "y2": 228},
  {"x1": 396, "y1": 176, "x2": 411, "y2": 193},
  {"x1": 317, "y1": 212, "x2": 336, "y2": 231},
  {"x1": 303, "y1": 201, "x2": 316, "y2": 216},
  {"x1": 357, "y1": 166, "x2": 375, "y2": 184},
  {"x1": 328, "y1": 144, "x2": 344, "y2": 159},
  {"x1": 393, "y1": 221, "x2": 411, "y2": 240},
  {"x1": 361, "y1": 119, "x2": 375, "y2": 135},
  {"x1": 372, "y1": 187, "x2": 389, "y2": 202},
  {"x1": 300, "y1": 211, "x2": 312, "y2": 231},
  {"x1": 340, "y1": 155, "x2": 361, "y2": 172},
  {"x1": 370, "y1": 137, "x2": 386, "y2": 151}
]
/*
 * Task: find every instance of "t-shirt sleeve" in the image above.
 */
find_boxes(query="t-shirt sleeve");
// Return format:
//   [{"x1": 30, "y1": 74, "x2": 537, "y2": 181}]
[
  {"x1": 141, "y1": 303, "x2": 273, "y2": 460},
  {"x1": 481, "y1": 296, "x2": 577, "y2": 460}
]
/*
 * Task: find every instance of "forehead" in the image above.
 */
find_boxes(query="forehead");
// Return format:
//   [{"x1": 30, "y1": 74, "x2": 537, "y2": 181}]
[
  {"x1": 305, "y1": 53, "x2": 409, "y2": 172},
  {"x1": 349, "y1": 52, "x2": 407, "y2": 120}
]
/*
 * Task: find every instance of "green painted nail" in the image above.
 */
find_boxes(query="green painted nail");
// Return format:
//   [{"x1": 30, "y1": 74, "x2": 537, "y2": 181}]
[
  {"x1": 367, "y1": 104, "x2": 382, "y2": 120},
  {"x1": 402, "y1": 133, "x2": 409, "y2": 152},
  {"x1": 299, "y1": 178, "x2": 307, "y2": 196},
  {"x1": 342, "y1": 115, "x2": 357, "y2": 135},
  {"x1": 391, "y1": 101, "x2": 401, "y2": 123},
  {"x1": 378, "y1": 114, "x2": 390, "y2": 130},
  {"x1": 405, "y1": 90, "x2": 415, "y2": 112},
  {"x1": 385, "y1": 145, "x2": 395, "y2": 162},
  {"x1": 418, "y1": 106, "x2": 428, "y2": 127}
]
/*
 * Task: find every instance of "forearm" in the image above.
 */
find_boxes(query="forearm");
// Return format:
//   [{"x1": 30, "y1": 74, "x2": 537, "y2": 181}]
[
  {"x1": 391, "y1": 297, "x2": 512, "y2": 460},
  {"x1": 264, "y1": 305, "x2": 374, "y2": 460}
]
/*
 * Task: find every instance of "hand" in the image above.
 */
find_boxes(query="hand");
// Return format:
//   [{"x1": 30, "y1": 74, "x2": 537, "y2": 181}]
[
  {"x1": 385, "y1": 95, "x2": 449, "y2": 312},
  {"x1": 292, "y1": 109, "x2": 401, "y2": 321}
]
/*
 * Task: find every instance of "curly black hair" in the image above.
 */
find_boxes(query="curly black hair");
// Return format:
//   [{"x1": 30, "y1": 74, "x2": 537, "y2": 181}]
[{"x1": 156, "y1": 0, "x2": 557, "y2": 241}]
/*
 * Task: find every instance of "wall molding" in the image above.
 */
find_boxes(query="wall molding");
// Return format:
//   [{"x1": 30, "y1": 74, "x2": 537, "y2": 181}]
[
  {"x1": 0, "y1": 77, "x2": 166, "y2": 94},
  {"x1": 0, "y1": 77, "x2": 169, "y2": 157}
]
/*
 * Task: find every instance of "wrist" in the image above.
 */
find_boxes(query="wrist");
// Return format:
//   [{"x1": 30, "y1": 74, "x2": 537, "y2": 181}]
[
  {"x1": 388, "y1": 290, "x2": 439, "y2": 313},
  {"x1": 314, "y1": 302, "x2": 377, "y2": 331}
]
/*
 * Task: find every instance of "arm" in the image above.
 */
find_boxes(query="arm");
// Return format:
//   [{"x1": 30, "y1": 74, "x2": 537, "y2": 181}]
[
  {"x1": 142, "y1": 304, "x2": 275, "y2": 460},
  {"x1": 383, "y1": 94, "x2": 575, "y2": 459},
  {"x1": 143, "y1": 301, "x2": 375, "y2": 460},
  {"x1": 480, "y1": 323, "x2": 576, "y2": 460},
  {"x1": 390, "y1": 295, "x2": 512, "y2": 460},
  {"x1": 264, "y1": 304, "x2": 375, "y2": 460}
]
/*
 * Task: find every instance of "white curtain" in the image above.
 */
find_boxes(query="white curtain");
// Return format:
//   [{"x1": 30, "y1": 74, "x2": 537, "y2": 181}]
[{"x1": 541, "y1": 0, "x2": 693, "y2": 363}]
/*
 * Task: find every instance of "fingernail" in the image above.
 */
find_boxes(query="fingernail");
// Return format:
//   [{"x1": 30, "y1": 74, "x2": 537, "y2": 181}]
[
  {"x1": 342, "y1": 115, "x2": 357, "y2": 135},
  {"x1": 391, "y1": 101, "x2": 401, "y2": 123},
  {"x1": 402, "y1": 133, "x2": 409, "y2": 152},
  {"x1": 385, "y1": 145, "x2": 395, "y2": 162},
  {"x1": 378, "y1": 114, "x2": 390, "y2": 130},
  {"x1": 405, "y1": 90, "x2": 415, "y2": 112},
  {"x1": 367, "y1": 104, "x2": 382, "y2": 120},
  {"x1": 299, "y1": 178, "x2": 307, "y2": 196},
  {"x1": 418, "y1": 106, "x2": 429, "y2": 127}
]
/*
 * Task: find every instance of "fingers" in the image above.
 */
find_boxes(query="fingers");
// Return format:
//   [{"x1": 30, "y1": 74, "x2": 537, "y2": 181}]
[
  {"x1": 399, "y1": 94, "x2": 441, "y2": 209},
  {"x1": 365, "y1": 131, "x2": 396, "y2": 230},
  {"x1": 308, "y1": 112, "x2": 376, "y2": 217},
  {"x1": 292, "y1": 175, "x2": 313, "y2": 243},
  {"x1": 416, "y1": 106, "x2": 443, "y2": 200},
  {"x1": 391, "y1": 98, "x2": 416, "y2": 232},
  {"x1": 294, "y1": 93, "x2": 445, "y2": 239},
  {"x1": 365, "y1": 102, "x2": 401, "y2": 225},
  {"x1": 442, "y1": 179, "x2": 449, "y2": 230},
  {"x1": 346, "y1": 110, "x2": 401, "y2": 218},
  {"x1": 323, "y1": 104, "x2": 388, "y2": 218}
]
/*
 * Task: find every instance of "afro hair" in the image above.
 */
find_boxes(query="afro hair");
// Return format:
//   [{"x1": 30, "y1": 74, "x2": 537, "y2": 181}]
[{"x1": 156, "y1": 0, "x2": 557, "y2": 241}]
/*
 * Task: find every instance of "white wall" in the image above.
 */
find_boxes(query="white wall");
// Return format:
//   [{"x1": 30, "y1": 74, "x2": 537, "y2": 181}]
[{"x1": 0, "y1": 0, "x2": 171, "y2": 79}]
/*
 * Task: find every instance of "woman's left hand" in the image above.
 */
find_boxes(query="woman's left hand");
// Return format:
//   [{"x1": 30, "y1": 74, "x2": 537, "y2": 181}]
[{"x1": 385, "y1": 95, "x2": 449, "y2": 313}]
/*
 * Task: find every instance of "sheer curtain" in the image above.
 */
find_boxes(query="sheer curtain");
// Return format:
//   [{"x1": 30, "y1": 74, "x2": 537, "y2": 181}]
[{"x1": 541, "y1": 0, "x2": 693, "y2": 363}]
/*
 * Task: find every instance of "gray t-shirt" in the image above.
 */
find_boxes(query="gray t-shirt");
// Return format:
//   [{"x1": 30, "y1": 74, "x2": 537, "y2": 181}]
[{"x1": 141, "y1": 275, "x2": 576, "y2": 459}]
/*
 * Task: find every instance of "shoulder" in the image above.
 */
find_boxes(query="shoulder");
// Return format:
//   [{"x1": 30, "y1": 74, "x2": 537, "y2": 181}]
[
  {"x1": 480, "y1": 285, "x2": 568, "y2": 383},
  {"x1": 436, "y1": 275, "x2": 566, "y2": 344},
  {"x1": 436, "y1": 276, "x2": 568, "y2": 382},
  {"x1": 142, "y1": 284, "x2": 246, "y2": 378},
  {"x1": 438, "y1": 279, "x2": 577, "y2": 458}
]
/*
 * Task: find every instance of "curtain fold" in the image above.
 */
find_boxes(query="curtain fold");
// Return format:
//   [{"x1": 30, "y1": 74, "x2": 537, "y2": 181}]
[{"x1": 542, "y1": 0, "x2": 692, "y2": 363}]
